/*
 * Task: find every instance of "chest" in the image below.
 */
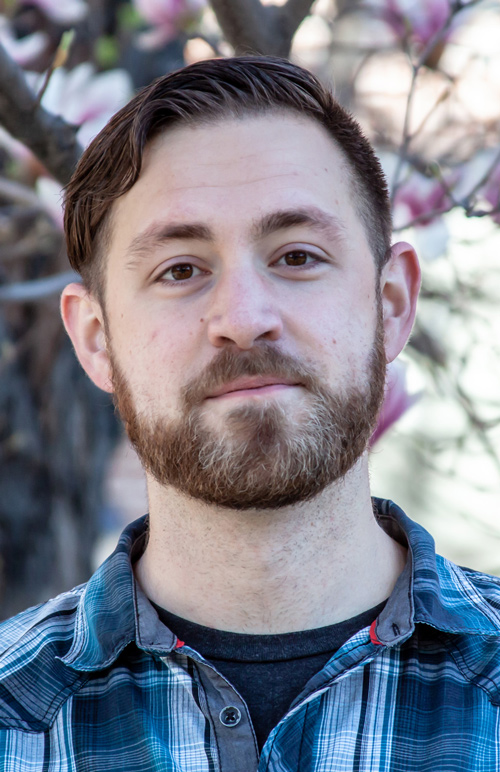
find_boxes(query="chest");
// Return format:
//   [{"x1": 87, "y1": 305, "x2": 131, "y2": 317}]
[{"x1": 57, "y1": 646, "x2": 500, "y2": 772}]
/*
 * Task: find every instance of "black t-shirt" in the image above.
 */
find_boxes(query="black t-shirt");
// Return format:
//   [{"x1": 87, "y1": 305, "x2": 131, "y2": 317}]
[{"x1": 153, "y1": 600, "x2": 386, "y2": 750}]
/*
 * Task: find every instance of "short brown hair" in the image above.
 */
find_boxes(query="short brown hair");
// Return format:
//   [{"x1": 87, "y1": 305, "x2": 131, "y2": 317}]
[{"x1": 64, "y1": 56, "x2": 392, "y2": 298}]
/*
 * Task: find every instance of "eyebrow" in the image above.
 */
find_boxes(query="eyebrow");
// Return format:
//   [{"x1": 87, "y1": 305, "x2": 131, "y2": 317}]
[
  {"x1": 125, "y1": 222, "x2": 212, "y2": 268},
  {"x1": 124, "y1": 206, "x2": 347, "y2": 269},
  {"x1": 251, "y1": 207, "x2": 347, "y2": 242}
]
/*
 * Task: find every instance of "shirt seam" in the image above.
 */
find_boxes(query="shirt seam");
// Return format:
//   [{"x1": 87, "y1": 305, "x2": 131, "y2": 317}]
[
  {"x1": 0, "y1": 671, "x2": 90, "y2": 732},
  {"x1": 437, "y1": 631, "x2": 500, "y2": 706}
]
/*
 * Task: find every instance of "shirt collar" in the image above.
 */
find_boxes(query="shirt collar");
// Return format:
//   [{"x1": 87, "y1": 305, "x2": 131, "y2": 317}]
[
  {"x1": 373, "y1": 498, "x2": 500, "y2": 645},
  {"x1": 61, "y1": 500, "x2": 500, "y2": 671},
  {"x1": 61, "y1": 516, "x2": 178, "y2": 671}
]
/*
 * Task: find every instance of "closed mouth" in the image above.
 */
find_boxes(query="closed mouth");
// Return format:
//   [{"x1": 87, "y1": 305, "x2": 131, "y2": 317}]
[{"x1": 206, "y1": 377, "x2": 300, "y2": 399}]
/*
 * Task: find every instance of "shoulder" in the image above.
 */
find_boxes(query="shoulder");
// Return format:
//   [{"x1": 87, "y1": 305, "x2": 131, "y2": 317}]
[
  {"x1": 0, "y1": 586, "x2": 88, "y2": 731},
  {"x1": 0, "y1": 585, "x2": 84, "y2": 651},
  {"x1": 437, "y1": 556, "x2": 500, "y2": 629},
  {"x1": 460, "y1": 563, "x2": 500, "y2": 607},
  {"x1": 423, "y1": 557, "x2": 500, "y2": 706}
]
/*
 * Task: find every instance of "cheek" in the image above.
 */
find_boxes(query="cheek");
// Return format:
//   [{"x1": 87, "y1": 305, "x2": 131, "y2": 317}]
[
  {"x1": 306, "y1": 304, "x2": 377, "y2": 380},
  {"x1": 109, "y1": 320, "x2": 180, "y2": 398}
]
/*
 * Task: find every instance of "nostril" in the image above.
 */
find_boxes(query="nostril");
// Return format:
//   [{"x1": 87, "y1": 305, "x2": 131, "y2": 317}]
[{"x1": 206, "y1": 309, "x2": 283, "y2": 350}]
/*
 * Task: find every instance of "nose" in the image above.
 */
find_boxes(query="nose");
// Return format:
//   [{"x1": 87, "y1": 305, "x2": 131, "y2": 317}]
[{"x1": 206, "y1": 268, "x2": 283, "y2": 350}]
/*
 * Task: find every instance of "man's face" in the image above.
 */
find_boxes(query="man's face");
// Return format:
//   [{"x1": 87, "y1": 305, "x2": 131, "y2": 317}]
[{"x1": 102, "y1": 113, "x2": 386, "y2": 509}]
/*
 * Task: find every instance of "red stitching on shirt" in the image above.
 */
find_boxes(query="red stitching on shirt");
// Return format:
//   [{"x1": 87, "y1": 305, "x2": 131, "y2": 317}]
[{"x1": 369, "y1": 620, "x2": 383, "y2": 645}]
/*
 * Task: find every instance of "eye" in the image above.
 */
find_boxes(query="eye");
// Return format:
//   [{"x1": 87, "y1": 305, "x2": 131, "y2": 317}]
[
  {"x1": 158, "y1": 262, "x2": 204, "y2": 283},
  {"x1": 281, "y1": 250, "x2": 310, "y2": 266},
  {"x1": 274, "y1": 249, "x2": 325, "y2": 268}
]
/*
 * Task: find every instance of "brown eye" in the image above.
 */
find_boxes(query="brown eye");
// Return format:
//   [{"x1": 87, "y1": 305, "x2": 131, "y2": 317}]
[
  {"x1": 283, "y1": 251, "x2": 309, "y2": 266},
  {"x1": 170, "y1": 264, "x2": 194, "y2": 280}
]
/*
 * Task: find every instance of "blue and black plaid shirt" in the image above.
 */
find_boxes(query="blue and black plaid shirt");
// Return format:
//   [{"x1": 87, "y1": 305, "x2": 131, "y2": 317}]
[{"x1": 1, "y1": 499, "x2": 500, "y2": 771}]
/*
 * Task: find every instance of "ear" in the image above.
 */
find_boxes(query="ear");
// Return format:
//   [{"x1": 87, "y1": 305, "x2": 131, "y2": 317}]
[
  {"x1": 60, "y1": 282, "x2": 113, "y2": 393},
  {"x1": 380, "y1": 241, "x2": 421, "y2": 364}
]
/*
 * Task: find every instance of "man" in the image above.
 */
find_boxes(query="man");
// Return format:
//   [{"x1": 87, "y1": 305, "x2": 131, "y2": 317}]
[{"x1": 0, "y1": 55, "x2": 499, "y2": 771}]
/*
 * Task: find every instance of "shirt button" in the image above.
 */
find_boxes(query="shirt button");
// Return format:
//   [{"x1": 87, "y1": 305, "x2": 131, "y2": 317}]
[{"x1": 219, "y1": 706, "x2": 242, "y2": 727}]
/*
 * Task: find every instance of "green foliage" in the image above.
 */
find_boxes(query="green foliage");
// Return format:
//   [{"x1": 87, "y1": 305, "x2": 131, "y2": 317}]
[
  {"x1": 1, "y1": 0, "x2": 17, "y2": 16},
  {"x1": 117, "y1": 3, "x2": 144, "y2": 32},
  {"x1": 94, "y1": 36, "x2": 120, "y2": 69}
]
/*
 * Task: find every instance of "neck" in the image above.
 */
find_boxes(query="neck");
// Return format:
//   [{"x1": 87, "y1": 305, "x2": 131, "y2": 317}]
[{"x1": 134, "y1": 456, "x2": 406, "y2": 634}]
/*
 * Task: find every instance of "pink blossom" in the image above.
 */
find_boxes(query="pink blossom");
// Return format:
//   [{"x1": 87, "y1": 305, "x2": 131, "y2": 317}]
[
  {"x1": 0, "y1": 16, "x2": 47, "y2": 65},
  {"x1": 367, "y1": 0, "x2": 461, "y2": 50},
  {"x1": 393, "y1": 171, "x2": 450, "y2": 229},
  {"x1": 392, "y1": 170, "x2": 453, "y2": 259},
  {"x1": 29, "y1": 64, "x2": 133, "y2": 229},
  {"x1": 371, "y1": 360, "x2": 421, "y2": 446},
  {"x1": 133, "y1": 0, "x2": 206, "y2": 49},
  {"x1": 17, "y1": 0, "x2": 88, "y2": 25},
  {"x1": 29, "y1": 63, "x2": 133, "y2": 146},
  {"x1": 386, "y1": 0, "x2": 451, "y2": 48}
]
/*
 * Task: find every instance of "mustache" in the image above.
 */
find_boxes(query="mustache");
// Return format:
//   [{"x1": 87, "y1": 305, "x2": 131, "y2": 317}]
[{"x1": 182, "y1": 344, "x2": 322, "y2": 409}]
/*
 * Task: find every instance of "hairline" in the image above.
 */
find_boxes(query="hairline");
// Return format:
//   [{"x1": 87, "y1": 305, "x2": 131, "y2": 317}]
[{"x1": 89, "y1": 107, "x2": 388, "y2": 305}]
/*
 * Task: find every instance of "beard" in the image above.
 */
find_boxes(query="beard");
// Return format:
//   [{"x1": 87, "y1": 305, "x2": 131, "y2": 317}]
[{"x1": 108, "y1": 312, "x2": 386, "y2": 511}]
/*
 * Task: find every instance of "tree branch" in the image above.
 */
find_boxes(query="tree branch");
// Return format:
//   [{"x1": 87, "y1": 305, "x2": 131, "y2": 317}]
[
  {"x1": 276, "y1": 0, "x2": 316, "y2": 44},
  {"x1": 209, "y1": 0, "x2": 271, "y2": 54},
  {"x1": 0, "y1": 42, "x2": 83, "y2": 186},
  {"x1": 0, "y1": 271, "x2": 79, "y2": 302},
  {"x1": 209, "y1": 0, "x2": 315, "y2": 57}
]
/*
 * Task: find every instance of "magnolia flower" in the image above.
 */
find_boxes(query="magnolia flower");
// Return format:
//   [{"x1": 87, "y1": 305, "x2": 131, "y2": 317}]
[
  {"x1": 365, "y1": 0, "x2": 467, "y2": 52},
  {"x1": 392, "y1": 171, "x2": 452, "y2": 260},
  {"x1": 29, "y1": 64, "x2": 133, "y2": 228},
  {"x1": 0, "y1": 16, "x2": 47, "y2": 65},
  {"x1": 385, "y1": 0, "x2": 451, "y2": 48},
  {"x1": 133, "y1": 0, "x2": 206, "y2": 49},
  {"x1": 29, "y1": 63, "x2": 133, "y2": 146},
  {"x1": 393, "y1": 172, "x2": 450, "y2": 228},
  {"x1": 17, "y1": 0, "x2": 88, "y2": 25},
  {"x1": 371, "y1": 360, "x2": 420, "y2": 445}
]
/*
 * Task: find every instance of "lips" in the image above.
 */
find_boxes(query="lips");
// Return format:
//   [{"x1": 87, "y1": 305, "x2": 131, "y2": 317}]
[{"x1": 206, "y1": 376, "x2": 300, "y2": 399}]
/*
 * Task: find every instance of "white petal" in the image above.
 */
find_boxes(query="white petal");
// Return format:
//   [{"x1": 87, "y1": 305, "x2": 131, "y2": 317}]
[
  {"x1": 35, "y1": 177, "x2": 64, "y2": 230},
  {"x1": 414, "y1": 218, "x2": 449, "y2": 261},
  {"x1": 25, "y1": 0, "x2": 88, "y2": 24}
]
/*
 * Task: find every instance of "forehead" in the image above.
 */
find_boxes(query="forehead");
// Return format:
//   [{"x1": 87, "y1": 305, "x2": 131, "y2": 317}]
[
  {"x1": 146, "y1": 112, "x2": 353, "y2": 200},
  {"x1": 106, "y1": 113, "x2": 367, "y2": 259}
]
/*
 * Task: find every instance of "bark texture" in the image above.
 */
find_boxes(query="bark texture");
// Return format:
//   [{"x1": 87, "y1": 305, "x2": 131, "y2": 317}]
[
  {"x1": 0, "y1": 42, "x2": 82, "y2": 185},
  {"x1": 210, "y1": 0, "x2": 315, "y2": 57}
]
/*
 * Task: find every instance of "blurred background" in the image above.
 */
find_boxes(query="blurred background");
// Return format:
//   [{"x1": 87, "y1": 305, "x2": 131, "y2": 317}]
[{"x1": 0, "y1": 0, "x2": 499, "y2": 618}]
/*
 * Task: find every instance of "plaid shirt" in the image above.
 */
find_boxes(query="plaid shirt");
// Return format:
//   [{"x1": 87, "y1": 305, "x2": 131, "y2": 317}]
[{"x1": 1, "y1": 499, "x2": 500, "y2": 771}]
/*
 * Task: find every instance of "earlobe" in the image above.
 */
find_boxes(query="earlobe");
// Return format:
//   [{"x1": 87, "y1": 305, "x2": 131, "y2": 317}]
[
  {"x1": 60, "y1": 282, "x2": 114, "y2": 393},
  {"x1": 380, "y1": 242, "x2": 421, "y2": 363}
]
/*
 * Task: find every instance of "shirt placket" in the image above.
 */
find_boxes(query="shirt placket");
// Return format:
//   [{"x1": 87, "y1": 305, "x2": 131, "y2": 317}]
[
  {"x1": 164, "y1": 632, "x2": 394, "y2": 772},
  {"x1": 165, "y1": 650, "x2": 260, "y2": 772}
]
